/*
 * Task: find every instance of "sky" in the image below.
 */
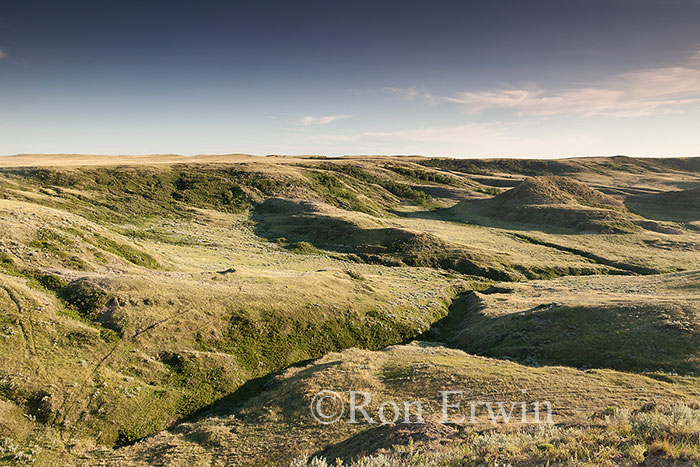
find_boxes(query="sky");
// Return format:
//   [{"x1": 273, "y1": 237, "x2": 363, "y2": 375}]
[{"x1": 1, "y1": 0, "x2": 700, "y2": 158}]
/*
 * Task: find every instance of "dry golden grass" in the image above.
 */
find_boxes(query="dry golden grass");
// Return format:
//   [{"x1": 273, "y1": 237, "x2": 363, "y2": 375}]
[{"x1": 101, "y1": 342, "x2": 700, "y2": 466}]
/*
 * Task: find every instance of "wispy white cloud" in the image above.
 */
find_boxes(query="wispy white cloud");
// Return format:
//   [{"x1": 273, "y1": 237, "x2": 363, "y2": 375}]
[
  {"x1": 0, "y1": 49, "x2": 6, "y2": 60},
  {"x1": 387, "y1": 51, "x2": 700, "y2": 117},
  {"x1": 363, "y1": 122, "x2": 505, "y2": 144},
  {"x1": 274, "y1": 113, "x2": 700, "y2": 157},
  {"x1": 301, "y1": 114, "x2": 352, "y2": 126},
  {"x1": 382, "y1": 87, "x2": 439, "y2": 102}
]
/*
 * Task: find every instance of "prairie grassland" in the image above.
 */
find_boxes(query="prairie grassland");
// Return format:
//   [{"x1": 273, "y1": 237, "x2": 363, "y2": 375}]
[{"x1": 0, "y1": 154, "x2": 698, "y2": 465}]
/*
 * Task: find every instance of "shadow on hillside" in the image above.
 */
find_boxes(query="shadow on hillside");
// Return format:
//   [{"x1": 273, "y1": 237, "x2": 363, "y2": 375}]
[
  {"x1": 391, "y1": 199, "x2": 585, "y2": 236},
  {"x1": 451, "y1": 300, "x2": 700, "y2": 376},
  {"x1": 250, "y1": 198, "x2": 393, "y2": 254},
  {"x1": 248, "y1": 198, "x2": 517, "y2": 279},
  {"x1": 418, "y1": 292, "x2": 476, "y2": 344},
  {"x1": 625, "y1": 190, "x2": 700, "y2": 224},
  {"x1": 313, "y1": 418, "x2": 458, "y2": 462}
]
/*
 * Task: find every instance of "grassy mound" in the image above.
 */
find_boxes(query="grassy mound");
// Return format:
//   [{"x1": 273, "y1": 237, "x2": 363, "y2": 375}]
[
  {"x1": 446, "y1": 176, "x2": 680, "y2": 234},
  {"x1": 452, "y1": 271, "x2": 700, "y2": 374},
  {"x1": 481, "y1": 176, "x2": 640, "y2": 233},
  {"x1": 491, "y1": 176, "x2": 625, "y2": 210}
]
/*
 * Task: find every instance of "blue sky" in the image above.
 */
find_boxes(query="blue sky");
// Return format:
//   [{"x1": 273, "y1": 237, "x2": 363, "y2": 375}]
[{"x1": 2, "y1": 0, "x2": 700, "y2": 157}]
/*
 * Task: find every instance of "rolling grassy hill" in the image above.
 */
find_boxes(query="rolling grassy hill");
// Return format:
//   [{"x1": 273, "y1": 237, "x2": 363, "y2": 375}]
[{"x1": 0, "y1": 154, "x2": 699, "y2": 465}]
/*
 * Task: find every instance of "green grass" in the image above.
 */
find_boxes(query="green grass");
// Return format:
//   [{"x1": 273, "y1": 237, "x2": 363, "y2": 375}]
[
  {"x1": 317, "y1": 163, "x2": 434, "y2": 206},
  {"x1": 90, "y1": 233, "x2": 160, "y2": 268}
]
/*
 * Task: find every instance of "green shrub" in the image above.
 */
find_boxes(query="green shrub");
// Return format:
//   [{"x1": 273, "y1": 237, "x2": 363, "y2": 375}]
[
  {"x1": 285, "y1": 241, "x2": 321, "y2": 255},
  {"x1": 92, "y1": 234, "x2": 159, "y2": 269},
  {"x1": 33, "y1": 274, "x2": 68, "y2": 291},
  {"x1": 29, "y1": 228, "x2": 72, "y2": 255},
  {"x1": 0, "y1": 252, "x2": 20, "y2": 276},
  {"x1": 99, "y1": 328, "x2": 121, "y2": 343},
  {"x1": 58, "y1": 280, "x2": 109, "y2": 320},
  {"x1": 383, "y1": 165, "x2": 460, "y2": 186},
  {"x1": 160, "y1": 353, "x2": 236, "y2": 417}
]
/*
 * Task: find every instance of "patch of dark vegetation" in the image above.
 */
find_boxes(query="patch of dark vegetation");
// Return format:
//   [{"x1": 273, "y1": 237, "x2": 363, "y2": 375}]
[
  {"x1": 171, "y1": 171, "x2": 253, "y2": 211},
  {"x1": 198, "y1": 308, "x2": 427, "y2": 377},
  {"x1": 58, "y1": 280, "x2": 110, "y2": 320},
  {"x1": 99, "y1": 328, "x2": 121, "y2": 343},
  {"x1": 114, "y1": 429, "x2": 144, "y2": 449},
  {"x1": 284, "y1": 241, "x2": 322, "y2": 255},
  {"x1": 32, "y1": 273, "x2": 68, "y2": 291},
  {"x1": 306, "y1": 171, "x2": 377, "y2": 214},
  {"x1": 382, "y1": 165, "x2": 460, "y2": 186},
  {"x1": 0, "y1": 251, "x2": 21, "y2": 276},
  {"x1": 318, "y1": 163, "x2": 433, "y2": 205},
  {"x1": 159, "y1": 352, "x2": 238, "y2": 418},
  {"x1": 418, "y1": 158, "x2": 581, "y2": 176}
]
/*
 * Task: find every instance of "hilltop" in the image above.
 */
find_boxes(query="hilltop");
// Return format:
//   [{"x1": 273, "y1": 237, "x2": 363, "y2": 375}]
[{"x1": 491, "y1": 176, "x2": 624, "y2": 210}]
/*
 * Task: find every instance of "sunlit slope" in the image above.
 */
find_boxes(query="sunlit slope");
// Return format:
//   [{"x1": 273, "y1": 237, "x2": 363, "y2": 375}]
[{"x1": 102, "y1": 342, "x2": 700, "y2": 466}]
